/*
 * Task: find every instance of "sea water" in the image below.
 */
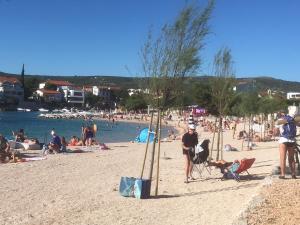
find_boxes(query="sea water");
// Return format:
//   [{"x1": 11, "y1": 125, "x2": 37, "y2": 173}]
[{"x1": 0, "y1": 112, "x2": 172, "y2": 143}]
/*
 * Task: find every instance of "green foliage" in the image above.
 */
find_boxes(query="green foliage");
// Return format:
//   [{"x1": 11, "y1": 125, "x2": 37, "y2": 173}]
[
  {"x1": 24, "y1": 77, "x2": 42, "y2": 99},
  {"x1": 44, "y1": 83, "x2": 57, "y2": 90},
  {"x1": 141, "y1": 0, "x2": 215, "y2": 109},
  {"x1": 125, "y1": 94, "x2": 148, "y2": 111},
  {"x1": 85, "y1": 93, "x2": 104, "y2": 107},
  {"x1": 237, "y1": 92, "x2": 260, "y2": 116},
  {"x1": 258, "y1": 96, "x2": 287, "y2": 115},
  {"x1": 111, "y1": 89, "x2": 130, "y2": 108},
  {"x1": 210, "y1": 47, "x2": 236, "y2": 116}
]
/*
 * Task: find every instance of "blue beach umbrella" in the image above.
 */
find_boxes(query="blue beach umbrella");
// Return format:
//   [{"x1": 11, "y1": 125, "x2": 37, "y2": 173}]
[{"x1": 135, "y1": 128, "x2": 154, "y2": 143}]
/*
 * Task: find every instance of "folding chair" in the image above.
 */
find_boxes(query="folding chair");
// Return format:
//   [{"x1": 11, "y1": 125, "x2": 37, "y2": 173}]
[
  {"x1": 191, "y1": 139, "x2": 211, "y2": 178},
  {"x1": 224, "y1": 158, "x2": 256, "y2": 182}
]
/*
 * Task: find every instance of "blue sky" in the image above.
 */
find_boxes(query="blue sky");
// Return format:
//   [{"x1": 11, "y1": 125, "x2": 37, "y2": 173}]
[{"x1": 0, "y1": 0, "x2": 299, "y2": 82}]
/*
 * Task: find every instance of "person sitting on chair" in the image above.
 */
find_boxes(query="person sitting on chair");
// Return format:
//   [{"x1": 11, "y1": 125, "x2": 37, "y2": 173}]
[
  {"x1": 209, "y1": 160, "x2": 234, "y2": 173},
  {"x1": 182, "y1": 124, "x2": 198, "y2": 183}
]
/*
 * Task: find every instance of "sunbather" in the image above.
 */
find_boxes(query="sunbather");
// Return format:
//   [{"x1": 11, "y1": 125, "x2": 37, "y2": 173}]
[
  {"x1": 69, "y1": 136, "x2": 84, "y2": 146},
  {"x1": 12, "y1": 128, "x2": 26, "y2": 142},
  {"x1": 0, "y1": 134, "x2": 13, "y2": 162},
  {"x1": 209, "y1": 160, "x2": 234, "y2": 173}
]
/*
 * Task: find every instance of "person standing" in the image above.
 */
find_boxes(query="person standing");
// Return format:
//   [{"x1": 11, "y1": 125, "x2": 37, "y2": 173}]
[
  {"x1": 182, "y1": 124, "x2": 198, "y2": 183},
  {"x1": 276, "y1": 111, "x2": 297, "y2": 179}
]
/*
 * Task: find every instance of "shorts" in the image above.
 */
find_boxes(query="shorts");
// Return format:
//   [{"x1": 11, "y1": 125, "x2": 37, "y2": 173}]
[
  {"x1": 283, "y1": 142, "x2": 295, "y2": 148},
  {"x1": 183, "y1": 149, "x2": 189, "y2": 155}
]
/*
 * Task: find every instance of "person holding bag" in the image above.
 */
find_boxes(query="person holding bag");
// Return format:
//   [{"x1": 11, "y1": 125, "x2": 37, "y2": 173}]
[
  {"x1": 182, "y1": 124, "x2": 198, "y2": 183},
  {"x1": 276, "y1": 110, "x2": 298, "y2": 179}
]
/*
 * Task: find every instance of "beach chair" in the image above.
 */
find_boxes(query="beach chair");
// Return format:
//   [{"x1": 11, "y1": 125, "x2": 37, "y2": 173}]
[
  {"x1": 223, "y1": 158, "x2": 256, "y2": 182},
  {"x1": 191, "y1": 139, "x2": 211, "y2": 178}
]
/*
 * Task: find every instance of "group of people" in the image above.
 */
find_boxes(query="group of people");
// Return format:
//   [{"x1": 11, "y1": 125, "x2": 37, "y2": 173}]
[
  {"x1": 181, "y1": 110, "x2": 300, "y2": 183},
  {"x1": 46, "y1": 125, "x2": 98, "y2": 154}
]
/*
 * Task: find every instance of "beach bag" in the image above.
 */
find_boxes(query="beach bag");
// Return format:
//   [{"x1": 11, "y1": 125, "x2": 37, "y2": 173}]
[
  {"x1": 195, "y1": 143, "x2": 204, "y2": 154},
  {"x1": 223, "y1": 162, "x2": 240, "y2": 179},
  {"x1": 224, "y1": 144, "x2": 232, "y2": 151},
  {"x1": 188, "y1": 147, "x2": 195, "y2": 159},
  {"x1": 119, "y1": 177, "x2": 136, "y2": 197},
  {"x1": 134, "y1": 179, "x2": 151, "y2": 199},
  {"x1": 282, "y1": 115, "x2": 296, "y2": 139}
]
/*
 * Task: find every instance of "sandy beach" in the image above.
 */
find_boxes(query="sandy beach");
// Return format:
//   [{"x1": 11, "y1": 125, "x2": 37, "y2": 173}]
[{"x1": 0, "y1": 120, "x2": 295, "y2": 225}]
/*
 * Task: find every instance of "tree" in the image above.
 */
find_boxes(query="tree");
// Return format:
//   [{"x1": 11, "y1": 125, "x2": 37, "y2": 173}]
[
  {"x1": 141, "y1": 0, "x2": 215, "y2": 109},
  {"x1": 125, "y1": 94, "x2": 148, "y2": 112},
  {"x1": 24, "y1": 77, "x2": 42, "y2": 99},
  {"x1": 85, "y1": 93, "x2": 104, "y2": 108},
  {"x1": 44, "y1": 83, "x2": 57, "y2": 90},
  {"x1": 112, "y1": 89, "x2": 130, "y2": 108},
  {"x1": 210, "y1": 47, "x2": 236, "y2": 160}
]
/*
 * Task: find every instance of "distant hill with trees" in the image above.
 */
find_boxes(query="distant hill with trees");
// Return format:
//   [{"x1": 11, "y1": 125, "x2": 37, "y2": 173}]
[{"x1": 1, "y1": 71, "x2": 300, "y2": 93}]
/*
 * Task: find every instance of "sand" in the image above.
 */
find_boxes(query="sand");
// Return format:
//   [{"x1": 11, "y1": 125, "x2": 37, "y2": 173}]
[
  {"x1": 0, "y1": 120, "x2": 295, "y2": 225},
  {"x1": 246, "y1": 179, "x2": 300, "y2": 225}
]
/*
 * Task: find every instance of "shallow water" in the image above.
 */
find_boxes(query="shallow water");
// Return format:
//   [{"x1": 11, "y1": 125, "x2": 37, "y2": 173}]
[{"x1": 0, "y1": 112, "x2": 172, "y2": 143}]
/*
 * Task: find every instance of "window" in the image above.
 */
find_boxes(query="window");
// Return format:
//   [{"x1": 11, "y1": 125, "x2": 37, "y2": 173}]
[{"x1": 73, "y1": 92, "x2": 83, "y2": 97}]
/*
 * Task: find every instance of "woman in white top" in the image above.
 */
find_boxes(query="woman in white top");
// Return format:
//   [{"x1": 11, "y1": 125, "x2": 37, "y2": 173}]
[{"x1": 276, "y1": 111, "x2": 297, "y2": 179}]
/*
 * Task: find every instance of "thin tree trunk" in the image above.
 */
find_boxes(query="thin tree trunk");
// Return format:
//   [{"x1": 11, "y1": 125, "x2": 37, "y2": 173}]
[
  {"x1": 155, "y1": 111, "x2": 161, "y2": 196},
  {"x1": 220, "y1": 117, "x2": 224, "y2": 160},
  {"x1": 209, "y1": 117, "x2": 217, "y2": 161},
  {"x1": 216, "y1": 116, "x2": 222, "y2": 161},
  {"x1": 247, "y1": 115, "x2": 252, "y2": 150},
  {"x1": 260, "y1": 114, "x2": 263, "y2": 141},
  {"x1": 148, "y1": 111, "x2": 160, "y2": 182},
  {"x1": 140, "y1": 111, "x2": 154, "y2": 178},
  {"x1": 241, "y1": 116, "x2": 246, "y2": 151}
]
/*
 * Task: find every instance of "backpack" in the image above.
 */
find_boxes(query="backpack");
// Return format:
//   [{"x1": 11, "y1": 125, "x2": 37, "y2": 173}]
[{"x1": 282, "y1": 115, "x2": 297, "y2": 139}]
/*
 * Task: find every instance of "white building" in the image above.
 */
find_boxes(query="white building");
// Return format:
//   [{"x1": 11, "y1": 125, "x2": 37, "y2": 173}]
[
  {"x1": 93, "y1": 86, "x2": 112, "y2": 100},
  {"x1": 35, "y1": 89, "x2": 63, "y2": 103},
  {"x1": 0, "y1": 76, "x2": 24, "y2": 104},
  {"x1": 62, "y1": 87, "x2": 85, "y2": 104},
  {"x1": 38, "y1": 80, "x2": 84, "y2": 104},
  {"x1": 127, "y1": 88, "x2": 149, "y2": 96},
  {"x1": 287, "y1": 92, "x2": 300, "y2": 100}
]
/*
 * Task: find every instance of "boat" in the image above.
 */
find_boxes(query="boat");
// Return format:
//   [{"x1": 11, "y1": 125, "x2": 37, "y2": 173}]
[
  {"x1": 25, "y1": 109, "x2": 31, "y2": 112},
  {"x1": 38, "y1": 108, "x2": 49, "y2": 112},
  {"x1": 17, "y1": 108, "x2": 25, "y2": 111}
]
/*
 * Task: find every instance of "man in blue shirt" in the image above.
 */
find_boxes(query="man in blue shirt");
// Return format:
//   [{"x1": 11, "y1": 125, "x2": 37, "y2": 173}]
[{"x1": 49, "y1": 130, "x2": 62, "y2": 153}]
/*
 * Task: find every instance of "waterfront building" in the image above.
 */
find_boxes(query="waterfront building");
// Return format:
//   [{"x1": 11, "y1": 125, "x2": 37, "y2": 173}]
[
  {"x1": 287, "y1": 92, "x2": 300, "y2": 100},
  {"x1": 0, "y1": 76, "x2": 24, "y2": 104},
  {"x1": 39, "y1": 80, "x2": 84, "y2": 105},
  {"x1": 62, "y1": 86, "x2": 85, "y2": 104},
  {"x1": 35, "y1": 89, "x2": 64, "y2": 103}
]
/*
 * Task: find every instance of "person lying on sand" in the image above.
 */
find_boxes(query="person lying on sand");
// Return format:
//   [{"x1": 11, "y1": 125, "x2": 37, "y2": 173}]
[{"x1": 68, "y1": 136, "x2": 84, "y2": 146}]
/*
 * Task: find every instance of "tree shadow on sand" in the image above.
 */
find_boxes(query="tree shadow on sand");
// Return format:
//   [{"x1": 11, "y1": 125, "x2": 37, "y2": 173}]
[
  {"x1": 153, "y1": 173, "x2": 269, "y2": 199},
  {"x1": 153, "y1": 182, "x2": 260, "y2": 199}
]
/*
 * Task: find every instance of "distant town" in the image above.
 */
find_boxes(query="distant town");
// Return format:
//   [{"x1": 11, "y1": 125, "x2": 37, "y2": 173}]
[{"x1": 1, "y1": 65, "x2": 300, "y2": 112}]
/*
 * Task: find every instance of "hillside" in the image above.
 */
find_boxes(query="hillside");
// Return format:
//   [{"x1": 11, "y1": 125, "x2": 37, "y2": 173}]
[{"x1": 1, "y1": 71, "x2": 300, "y2": 92}]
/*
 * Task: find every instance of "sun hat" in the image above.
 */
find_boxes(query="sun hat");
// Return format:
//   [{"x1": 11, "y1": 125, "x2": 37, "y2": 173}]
[{"x1": 188, "y1": 124, "x2": 196, "y2": 130}]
